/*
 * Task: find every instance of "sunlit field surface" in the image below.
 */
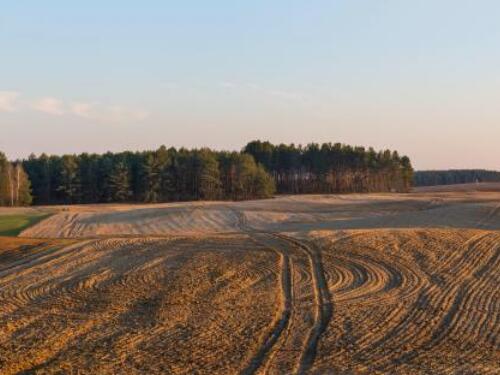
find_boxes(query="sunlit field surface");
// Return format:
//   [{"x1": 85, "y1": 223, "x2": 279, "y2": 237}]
[{"x1": 1, "y1": 184, "x2": 499, "y2": 374}]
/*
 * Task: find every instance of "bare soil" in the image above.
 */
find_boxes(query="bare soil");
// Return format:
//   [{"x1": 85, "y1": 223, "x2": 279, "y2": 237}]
[{"x1": 1, "y1": 185, "x2": 499, "y2": 374}]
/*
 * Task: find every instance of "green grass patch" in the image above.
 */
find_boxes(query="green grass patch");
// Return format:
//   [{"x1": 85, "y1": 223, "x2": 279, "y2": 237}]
[{"x1": 0, "y1": 213, "x2": 52, "y2": 237}]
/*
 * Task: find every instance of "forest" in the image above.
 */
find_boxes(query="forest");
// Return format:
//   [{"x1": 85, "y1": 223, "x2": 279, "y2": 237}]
[
  {"x1": 414, "y1": 169, "x2": 500, "y2": 186},
  {"x1": 0, "y1": 141, "x2": 413, "y2": 206},
  {"x1": 244, "y1": 141, "x2": 413, "y2": 194},
  {"x1": 21, "y1": 147, "x2": 274, "y2": 205}
]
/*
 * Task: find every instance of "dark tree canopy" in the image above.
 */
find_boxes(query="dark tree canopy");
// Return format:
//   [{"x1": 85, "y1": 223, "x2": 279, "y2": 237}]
[
  {"x1": 414, "y1": 170, "x2": 500, "y2": 187},
  {"x1": 243, "y1": 141, "x2": 413, "y2": 194},
  {"x1": 2, "y1": 140, "x2": 414, "y2": 206},
  {"x1": 21, "y1": 146, "x2": 276, "y2": 205}
]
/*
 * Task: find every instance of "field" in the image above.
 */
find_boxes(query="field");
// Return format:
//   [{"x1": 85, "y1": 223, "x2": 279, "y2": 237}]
[{"x1": 1, "y1": 183, "x2": 499, "y2": 374}]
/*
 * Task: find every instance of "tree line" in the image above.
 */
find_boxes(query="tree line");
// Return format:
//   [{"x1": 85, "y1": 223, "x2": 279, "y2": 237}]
[
  {"x1": 414, "y1": 169, "x2": 500, "y2": 186},
  {"x1": 0, "y1": 141, "x2": 414, "y2": 206},
  {"x1": 244, "y1": 141, "x2": 413, "y2": 194},
  {"x1": 21, "y1": 146, "x2": 275, "y2": 205}
]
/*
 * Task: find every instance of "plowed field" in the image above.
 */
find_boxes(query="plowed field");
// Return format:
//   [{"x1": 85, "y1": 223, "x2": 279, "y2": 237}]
[{"x1": 1, "y1": 185, "x2": 499, "y2": 374}]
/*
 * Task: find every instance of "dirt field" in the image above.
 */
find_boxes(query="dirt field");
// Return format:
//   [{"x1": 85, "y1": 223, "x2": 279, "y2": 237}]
[
  {"x1": 1, "y1": 184, "x2": 499, "y2": 374},
  {"x1": 19, "y1": 183, "x2": 500, "y2": 238}
]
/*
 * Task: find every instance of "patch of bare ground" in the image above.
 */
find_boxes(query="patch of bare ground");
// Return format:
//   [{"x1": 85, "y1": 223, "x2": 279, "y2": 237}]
[
  {"x1": 309, "y1": 228, "x2": 500, "y2": 374},
  {"x1": 2, "y1": 228, "x2": 498, "y2": 374},
  {"x1": 2, "y1": 191, "x2": 499, "y2": 374},
  {"x1": 20, "y1": 189, "x2": 500, "y2": 238},
  {"x1": 0, "y1": 236, "x2": 279, "y2": 374}
]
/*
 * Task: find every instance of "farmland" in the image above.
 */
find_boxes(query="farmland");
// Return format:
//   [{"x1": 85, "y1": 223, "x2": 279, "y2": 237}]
[{"x1": 0, "y1": 184, "x2": 499, "y2": 374}]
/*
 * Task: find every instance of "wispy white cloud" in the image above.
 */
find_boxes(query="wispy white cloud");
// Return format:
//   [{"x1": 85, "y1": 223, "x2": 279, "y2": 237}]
[
  {"x1": 0, "y1": 91, "x2": 20, "y2": 112},
  {"x1": 32, "y1": 97, "x2": 65, "y2": 115},
  {"x1": 0, "y1": 90, "x2": 149, "y2": 123},
  {"x1": 69, "y1": 102, "x2": 149, "y2": 123},
  {"x1": 69, "y1": 101, "x2": 93, "y2": 118}
]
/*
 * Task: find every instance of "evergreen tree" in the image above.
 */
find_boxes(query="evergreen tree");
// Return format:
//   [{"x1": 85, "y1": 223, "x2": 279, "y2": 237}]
[
  {"x1": 108, "y1": 161, "x2": 131, "y2": 202},
  {"x1": 23, "y1": 153, "x2": 51, "y2": 204},
  {"x1": 57, "y1": 155, "x2": 81, "y2": 204},
  {"x1": 98, "y1": 154, "x2": 115, "y2": 202},
  {"x1": 141, "y1": 153, "x2": 162, "y2": 203},
  {"x1": 79, "y1": 153, "x2": 100, "y2": 203},
  {"x1": 196, "y1": 149, "x2": 221, "y2": 200},
  {"x1": 414, "y1": 169, "x2": 500, "y2": 186},
  {"x1": 15, "y1": 140, "x2": 414, "y2": 206},
  {"x1": 244, "y1": 140, "x2": 413, "y2": 194}
]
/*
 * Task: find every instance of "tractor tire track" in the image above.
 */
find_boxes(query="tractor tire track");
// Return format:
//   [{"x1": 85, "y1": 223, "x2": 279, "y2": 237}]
[
  {"x1": 241, "y1": 249, "x2": 292, "y2": 375},
  {"x1": 234, "y1": 209, "x2": 332, "y2": 374},
  {"x1": 277, "y1": 234, "x2": 333, "y2": 374}
]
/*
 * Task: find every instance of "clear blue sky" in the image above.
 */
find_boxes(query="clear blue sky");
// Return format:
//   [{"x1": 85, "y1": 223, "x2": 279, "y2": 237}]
[{"x1": 1, "y1": 1, "x2": 499, "y2": 170}]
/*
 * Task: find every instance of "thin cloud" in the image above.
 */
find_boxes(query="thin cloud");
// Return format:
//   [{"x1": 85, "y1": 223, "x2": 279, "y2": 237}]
[
  {"x1": 32, "y1": 97, "x2": 65, "y2": 116},
  {"x1": 69, "y1": 101, "x2": 149, "y2": 123},
  {"x1": 0, "y1": 91, "x2": 149, "y2": 123},
  {"x1": 0, "y1": 91, "x2": 20, "y2": 112},
  {"x1": 69, "y1": 102, "x2": 94, "y2": 118}
]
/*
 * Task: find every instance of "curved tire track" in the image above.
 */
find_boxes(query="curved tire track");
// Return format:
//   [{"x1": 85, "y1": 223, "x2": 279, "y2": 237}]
[{"x1": 235, "y1": 209, "x2": 332, "y2": 374}]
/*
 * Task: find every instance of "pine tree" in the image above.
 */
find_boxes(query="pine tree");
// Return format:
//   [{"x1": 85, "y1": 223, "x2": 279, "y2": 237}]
[
  {"x1": 196, "y1": 150, "x2": 221, "y2": 200},
  {"x1": 141, "y1": 154, "x2": 162, "y2": 203},
  {"x1": 108, "y1": 161, "x2": 131, "y2": 202},
  {"x1": 16, "y1": 141, "x2": 414, "y2": 205},
  {"x1": 57, "y1": 155, "x2": 81, "y2": 204}
]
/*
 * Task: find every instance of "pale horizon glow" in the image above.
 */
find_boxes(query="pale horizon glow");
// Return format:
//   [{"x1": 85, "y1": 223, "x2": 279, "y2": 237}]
[{"x1": 1, "y1": 1, "x2": 499, "y2": 170}]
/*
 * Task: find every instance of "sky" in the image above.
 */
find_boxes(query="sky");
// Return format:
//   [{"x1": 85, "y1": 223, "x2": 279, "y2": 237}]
[{"x1": 1, "y1": 1, "x2": 499, "y2": 170}]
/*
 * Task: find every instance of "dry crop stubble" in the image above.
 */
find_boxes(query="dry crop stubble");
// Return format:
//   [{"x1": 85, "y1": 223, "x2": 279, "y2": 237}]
[
  {"x1": 1, "y1": 187, "x2": 499, "y2": 374},
  {"x1": 309, "y1": 229, "x2": 500, "y2": 374},
  {"x1": 0, "y1": 236, "x2": 280, "y2": 374}
]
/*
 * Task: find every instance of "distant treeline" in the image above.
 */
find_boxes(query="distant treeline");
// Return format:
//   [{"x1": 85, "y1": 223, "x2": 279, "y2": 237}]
[
  {"x1": 244, "y1": 141, "x2": 413, "y2": 194},
  {"x1": 414, "y1": 169, "x2": 500, "y2": 187},
  {"x1": 0, "y1": 141, "x2": 413, "y2": 206}
]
